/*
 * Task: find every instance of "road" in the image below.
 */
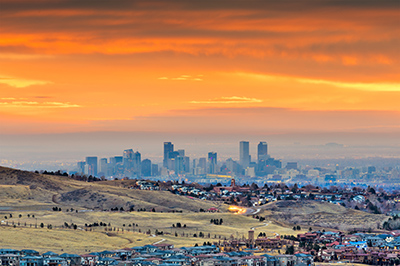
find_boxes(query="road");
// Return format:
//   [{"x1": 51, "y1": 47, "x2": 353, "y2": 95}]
[{"x1": 153, "y1": 238, "x2": 166, "y2": 245}]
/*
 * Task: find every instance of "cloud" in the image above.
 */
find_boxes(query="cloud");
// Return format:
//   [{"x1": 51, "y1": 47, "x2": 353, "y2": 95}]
[
  {"x1": 0, "y1": 75, "x2": 52, "y2": 88},
  {"x1": 235, "y1": 72, "x2": 400, "y2": 92},
  {"x1": 0, "y1": 53, "x2": 54, "y2": 60},
  {"x1": 190, "y1": 96, "x2": 263, "y2": 104},
  {"x1": 158, "y1": 75, "x2": 203, "y2": 81},
  {"x1": 0, "y1": 101, "x2": 80, "y2": 108},
  {"x1": 298, "y1": 78, "x2": 400, "y2": 92}
]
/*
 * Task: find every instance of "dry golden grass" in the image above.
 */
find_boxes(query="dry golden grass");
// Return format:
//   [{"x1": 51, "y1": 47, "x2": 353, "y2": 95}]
[
  {"x1": 0, "y1": 210, "x2": 303, "y2": 254},
  {"x1": 261, "y1": 200, "x2": 386, "y2": 230},
  {"x1": 0, "y1": 226, "x2": 155, "y2": 254},
  {"x1": 0, "y1": 166, "x2": 227, "y2": 213}
]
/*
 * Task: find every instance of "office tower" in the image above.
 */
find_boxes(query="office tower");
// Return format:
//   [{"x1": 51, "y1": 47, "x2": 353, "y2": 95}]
[
  {"x1": 239, "y1": 141, "x2": 250, "y2": 168},
  {"x1": 110, "y1": 156, "x2": 123, "y2": 165},
  {"x1": 257, "y1": 141, "x2": 268, "y2": 162},
  {"x1": 163, "y1": 142, "x2": 174, "y2": 167},
  {"x1": 177, "y1": 149, "x2": 185, "y2": 156},
  {"x1": 123, "y1": 149, "x2": 134, "y2": 159},
  {"x1": 151, "y1": 164, "x2": 159, "y2": 176},
  {"x1": 123, "y1": 149, "x2": 134, "y2": 170},
  {"x1": 77, "y1": 161, "x2": 85, "y2": 174},
  {"x1": 85, "y1": 156, "x2": 98, "y2": 176},
  {"x1": 226, "y1": 158, "x2": 240, "y2": 174},
  {"x1": 175, "y1": 156, "x2": 185, "y2": 174},
  {"x1": 141, "y1": 159, "x2": 152, "y2": 176},
  {"x1": 199, "y1": 158, "x2": 206, "y2": 169},
  {"x1": 286, "y1": 162, "x2": 298, "y2": 170},
  {"x1": 114, "y1": 156, "x2": 123, "y2": 164},
  {"x1": 208, "y1": 152, "x2": 217, "y2": 174},
  {"x1": 109, "y1": 157, "x2": 116, "y2": 165},
  {"x1": 183, "y1": 156, "x2": 190, "y2": 173},
  {"x1": 168, "y1": 151, "x2": 179, "y2": 160},
  {"x1": 198, "y1": 157, "x2": 207, "y2": 174},
  {"x1": 133, "y1": 151, "x2": 141, "y2": 175},
  {"x1": 99, "y1": 158, "x2": 108, "y2": 176}
]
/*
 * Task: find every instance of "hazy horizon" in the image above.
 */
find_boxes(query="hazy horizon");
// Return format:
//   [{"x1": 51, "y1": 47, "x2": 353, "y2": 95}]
[{"x1": 1, "y1": 131, "x2": 399, "y2": 171}]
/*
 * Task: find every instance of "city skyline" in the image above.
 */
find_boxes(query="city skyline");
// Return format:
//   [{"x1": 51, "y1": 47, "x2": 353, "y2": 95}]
[{"x1": 76, "y1": 140, "x2": 272, "y2": 178}]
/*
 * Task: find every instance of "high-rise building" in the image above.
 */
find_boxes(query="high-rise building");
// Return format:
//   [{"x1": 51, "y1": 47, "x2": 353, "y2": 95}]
[
  {"x1": 133, "y1": 151, "x2": 141, "y2": 176},
  {"x1": 123, "y1": 149, "x2": 133, "y2": 159},
  {"x1": 239, "y1": 141, "x2": 250, "y2": 168},
  {"x1": 141, "y1": 159, "x2": 152, "y2": 176},
  {"x1": 115, "y1": 156, "x2": 123, "y2": 164},
  {"x1": 110, "y1": 156, "x2": 123, "y2": 165},
  {"x1": 198, "y1": 157, "x2": 207, "y2": 174},
  {"x1": 151, "y1": 164, "x2": 159, "y2": 176},
  {"x1": 99, "y1": 158, "x2": 108, "y2": 176},
  {"x1": 183, "y1": 156, "x2": 190, "y2": 173},
  {"x1": 163, "y1": 142, "x2": 174, "y2": 167},
  {"x1": 85, "y1": 156, "x2": 98, "y2": 176},
  {"x1": 175, "y1": 156, "x2": 185, "y2": 174},
  {"x1": 123, "y1": 149, "x2": 134, "y2": 170},
  {"x1": 208, "y1": 152, "x2": 217, "y2": 174},
  {"x1": 226, "y1": 158, "x2": 240, "y2": 174},
  {"x1": 77, "y1": 161, "x2": 85, "y2": 174},
  {"x1": 257, "y1": 141, "x2": 268, "y2": 162},
  {"x1": 177, "y1": 149, "x2": 185, "y2": 156}
]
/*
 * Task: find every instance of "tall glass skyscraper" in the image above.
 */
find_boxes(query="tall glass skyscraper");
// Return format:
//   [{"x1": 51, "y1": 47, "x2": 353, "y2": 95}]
[
  {"x1": 239, "y1": 141, "x2": 250, "y2": 168},
  {"x1": 257, "y1": 141, "x2": 268, "y2": 162},
  {"x1": 85, "y1": 156, "x2": 98, "y2": 176},
  {"x1": 163, "y1": 142, "x2": 174, "y2": 167}
]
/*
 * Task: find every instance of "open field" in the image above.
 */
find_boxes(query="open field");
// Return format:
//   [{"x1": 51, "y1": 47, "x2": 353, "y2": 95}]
[
  {"x1": 0, "y1": 225, "x2": 155, "y2": 254},
  {"x1": 0, "y1": 210, "x2": 304, "y2": 253},
  {"x1": 260, "y1": 200, "x2": 386, "y2": 230}
]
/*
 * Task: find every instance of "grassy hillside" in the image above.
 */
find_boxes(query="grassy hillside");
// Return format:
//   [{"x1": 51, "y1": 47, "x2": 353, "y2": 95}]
[
  {"x1": 261, "y1": 200, "x2": 386, "y2": 230},
  {"x1": 0, "y1": 166, "x2": 307, "y2": 253},
  {"x1": 0, "y1": 166, "x2": 387, "y2": 253},
  {"x1": 0, "y1": 166, "x2": 225, "y2": 212},
  {"x1": 0, "y1": 206, "x2": 298, "y2": 253}
]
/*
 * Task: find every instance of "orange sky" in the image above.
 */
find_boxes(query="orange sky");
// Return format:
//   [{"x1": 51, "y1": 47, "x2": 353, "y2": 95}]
[{"x1": 1, "y1": 0, "x2": 399, "y2": 135}]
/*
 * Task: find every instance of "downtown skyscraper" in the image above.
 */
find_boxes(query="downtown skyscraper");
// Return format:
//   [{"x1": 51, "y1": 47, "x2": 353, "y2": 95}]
[{"x1": 239, "y1": 141, "x2": 250, "y2": 168}]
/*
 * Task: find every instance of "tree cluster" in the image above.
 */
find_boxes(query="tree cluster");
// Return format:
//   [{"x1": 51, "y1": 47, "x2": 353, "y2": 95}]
[{"x1": 210, "y1": 218, "x2": 223, "y2": 225}]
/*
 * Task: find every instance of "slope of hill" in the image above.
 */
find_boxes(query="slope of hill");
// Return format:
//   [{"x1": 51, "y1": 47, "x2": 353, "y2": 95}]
[
  {"x1": 0, "y1": 166, "x2": 224, "y2": 212},
  {"x1": 262, "y1": 200, "x2": 386, "y2": 230}
]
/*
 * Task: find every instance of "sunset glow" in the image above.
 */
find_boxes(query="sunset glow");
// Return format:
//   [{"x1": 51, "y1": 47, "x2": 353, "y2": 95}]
[{"x1": 1, "y1": 0, "x2": 399, "y2": 135}]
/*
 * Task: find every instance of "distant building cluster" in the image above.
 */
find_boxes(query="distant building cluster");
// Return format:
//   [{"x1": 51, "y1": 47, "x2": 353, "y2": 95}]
[
  {"x1": 75, "y1": 141, "x2": 282, "y2": 180},
  {"x1": 76, "y1": 149, "x2": 158, "y2": 179},
  {"x1": 73, "y1": 141, "x2": 400, "y2": 188}
]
